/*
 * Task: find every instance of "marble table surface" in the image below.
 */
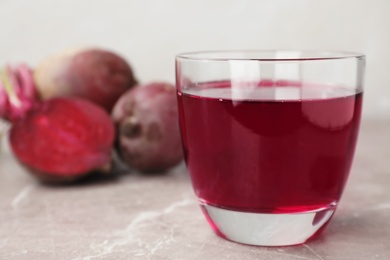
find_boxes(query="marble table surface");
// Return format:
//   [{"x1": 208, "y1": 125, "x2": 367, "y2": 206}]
[{"x1": 0, "y1": 119, "x2": 389, "y2": 260}]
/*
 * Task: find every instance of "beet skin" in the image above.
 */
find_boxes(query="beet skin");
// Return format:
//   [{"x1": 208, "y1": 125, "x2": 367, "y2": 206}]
[{"x1": 112, "y1": 82, "x2": 183, "y2": 173}]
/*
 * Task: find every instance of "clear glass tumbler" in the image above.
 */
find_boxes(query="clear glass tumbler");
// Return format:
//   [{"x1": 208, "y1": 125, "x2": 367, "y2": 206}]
[{"x1": 176, "y1": 50, "x2": 365, "y2": 246}]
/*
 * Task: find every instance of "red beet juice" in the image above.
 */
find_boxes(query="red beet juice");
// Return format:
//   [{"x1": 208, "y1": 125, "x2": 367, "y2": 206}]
[{"x1": 177, "y1": 80, "x2": 362, "y2": 214}]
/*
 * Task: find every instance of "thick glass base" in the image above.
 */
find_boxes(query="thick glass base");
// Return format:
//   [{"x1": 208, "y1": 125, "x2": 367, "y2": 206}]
[{"x1": 201, "y1": 203, "x2": 335, "y2": 246}]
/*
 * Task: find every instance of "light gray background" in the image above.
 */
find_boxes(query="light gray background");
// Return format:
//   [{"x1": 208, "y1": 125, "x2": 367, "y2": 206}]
[{"x1": 0, "y1": 0, "x2": 388, "y2": 118}]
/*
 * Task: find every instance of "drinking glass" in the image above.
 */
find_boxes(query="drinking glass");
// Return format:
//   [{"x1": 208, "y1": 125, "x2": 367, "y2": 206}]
[{"x1": 176, "y1": 50, "x2": 365, "y2": 246}]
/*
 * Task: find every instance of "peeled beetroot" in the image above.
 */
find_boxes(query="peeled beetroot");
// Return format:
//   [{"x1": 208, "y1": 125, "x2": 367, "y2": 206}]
[
  {"x1": 34, "y1": 47, "x2": 137, "y2": 112},
  {"x1": 1, "y1": 64, "x2": 115, "y2": 182},
  {"x1": 112, "y1": 82, "x2": 183, "y2": 173}
]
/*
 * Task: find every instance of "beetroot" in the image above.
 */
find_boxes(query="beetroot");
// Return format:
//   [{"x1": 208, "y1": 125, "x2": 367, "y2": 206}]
[
  {"x1": 0, "y1": 64, "x2": 38, "y2": 121},
  {"x1": 10, "y1": 98, "x2": 114, "y2": 181},
  {"x1": 112, "y1": 82, "x2": 183, "y2": 173},
  {"x1": 1, "y1": 64, "x2": 115, "y2": 182},
  {"x1": 34, "y1": 47, "x2": 137, "y2": 112}
]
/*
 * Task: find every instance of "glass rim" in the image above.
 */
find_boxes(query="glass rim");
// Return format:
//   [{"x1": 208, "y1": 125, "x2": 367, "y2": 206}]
[{"x1": 176, "y1": 50, "x2": 365, "y2": 62}]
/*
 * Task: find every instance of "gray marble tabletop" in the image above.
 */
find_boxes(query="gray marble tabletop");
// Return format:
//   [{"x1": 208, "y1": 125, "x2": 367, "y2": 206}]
[{"x1": 0, "y1": 119, "x2": 389, "y2": 260}]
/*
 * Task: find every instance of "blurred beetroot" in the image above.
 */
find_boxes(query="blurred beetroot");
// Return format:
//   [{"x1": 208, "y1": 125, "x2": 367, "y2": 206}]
[
  {"x1": 10, "y1": 97, "x2": 115, "y2": 182},
  {"x1": 33, "y1": 47, "x2": 137, "y2": 112},
  {"x1": 1, "y1": 65, "x2": 115, "y2": 183},
  {"x1": 0, "y1": 64, "x2": 38, "y2": 122},
  {"x1": 112, "y1": 82, "x2": 183, "y2": 173}
]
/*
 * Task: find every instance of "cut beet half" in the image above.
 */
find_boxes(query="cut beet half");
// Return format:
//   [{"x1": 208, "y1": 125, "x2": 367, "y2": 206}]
[{"x1": 10, "y1": 97, "x2": 115, "y2": 180}]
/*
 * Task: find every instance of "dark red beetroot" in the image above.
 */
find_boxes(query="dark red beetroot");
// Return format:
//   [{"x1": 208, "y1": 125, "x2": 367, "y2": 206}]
[
  {"x1": 112, "y1": 82, "x2": 183, "y2": 173},
  {"x1": 1, "y1": 64, "x2": 115, "y2": 182},
  {"x1": 34, "y1": 47, "x2": 137, "y2": 112}
]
